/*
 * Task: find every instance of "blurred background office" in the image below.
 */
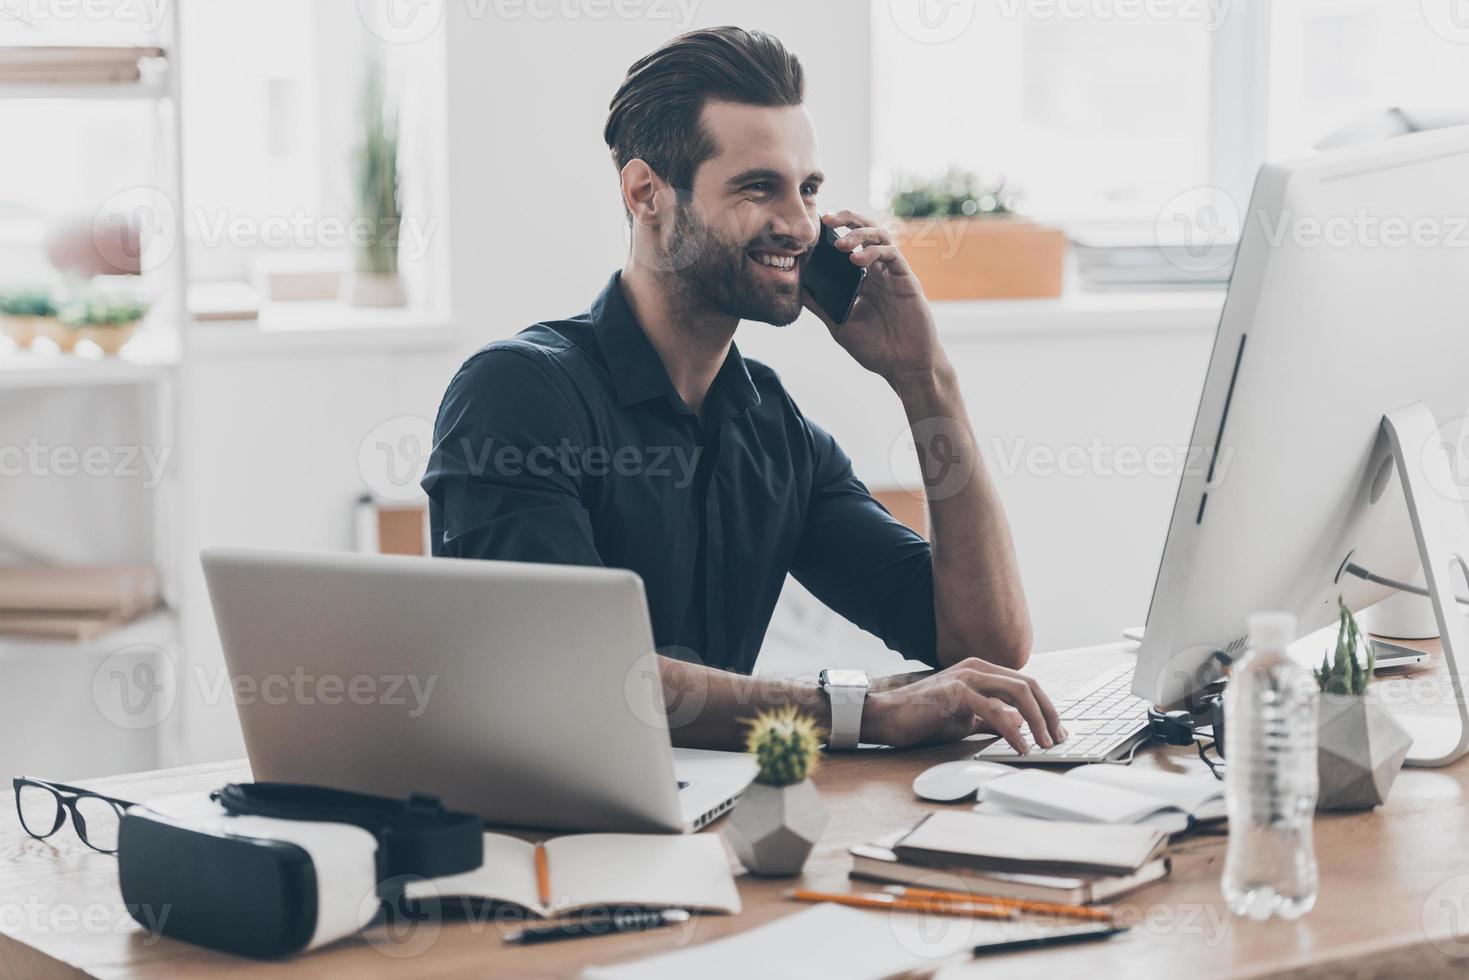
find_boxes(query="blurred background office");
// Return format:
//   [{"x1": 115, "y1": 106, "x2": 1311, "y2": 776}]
[{"x1": 2, "y1": 0, "x2": 1467, "y2": 779}]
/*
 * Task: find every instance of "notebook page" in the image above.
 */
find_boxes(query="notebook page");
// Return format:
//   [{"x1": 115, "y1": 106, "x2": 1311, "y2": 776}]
[
  {"x1": 403, "y1": 833, "x2": 542, "y2": 913},
  {"x1": 1066, "y1": 765, "x2": 1225, "y2": 817},
  {"x1": 547, "y1": 833, "x2": 741, "y2": 916},
  {"x1": 980, "y1": 769, "x2": 1188, "y2": 825}
]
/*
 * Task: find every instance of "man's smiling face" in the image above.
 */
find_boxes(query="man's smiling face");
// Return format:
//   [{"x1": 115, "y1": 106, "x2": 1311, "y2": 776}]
[{"x1": 663, "y1": 100, "x2": 824, "y2": 326}]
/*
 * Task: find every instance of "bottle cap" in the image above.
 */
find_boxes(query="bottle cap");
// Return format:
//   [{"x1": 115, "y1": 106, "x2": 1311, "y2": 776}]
[{"x1": 1247, "y1": 611, "x2": 1298, "y2": 651}]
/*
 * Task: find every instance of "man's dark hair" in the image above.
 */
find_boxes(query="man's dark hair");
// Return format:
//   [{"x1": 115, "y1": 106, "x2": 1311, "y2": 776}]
[{"x1": 604, "y1": 27, "x2": 804, "y2": 194}]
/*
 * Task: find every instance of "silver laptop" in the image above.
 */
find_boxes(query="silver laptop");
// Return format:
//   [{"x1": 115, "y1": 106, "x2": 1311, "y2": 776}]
[{"x1": 201, "y1": 547, "x2": 755, "y2": 833}]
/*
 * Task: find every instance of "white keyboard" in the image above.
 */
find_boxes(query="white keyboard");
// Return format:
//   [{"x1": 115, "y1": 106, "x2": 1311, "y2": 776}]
[{"x1": 975, "y1": 663, "x2": 1150, "y2": 764}]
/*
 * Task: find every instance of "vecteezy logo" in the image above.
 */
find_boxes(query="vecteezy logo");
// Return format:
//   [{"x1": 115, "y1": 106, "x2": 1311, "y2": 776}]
[
  {"x1": 888, "y1": 0, "x2": 975, "y2": 44},
  {"x1": 1155, "y1": 186, "x2": 1240, "y2": 275},
  {"x1": 1424, "y1": 874, "x2": 1469, "y2": 958},
  {"x1": 1422, "y1": 0, "x2": 1469, "y2": 43},
  {"x1": 892, "y1": 417, "x2": 971, "y2": 501},
  {"x1": 361, "y1": 876, "x2": 442, "y2": 958},
  {"x1": 358, "y1": 0, "x2": 444, "y2": 44},
  {"x1": 625, "y1": 646, "x2": 707, "y2": 731},
  {"x1": 359, "y1": 415, "x2": 435, "y2": 503},
  {"x1": 92, "y1": 645, "x2": 176, "y2": 731},
  {"x1": 93, "y1": 186, "x2": 178, "y2": 275},
  {"x1": 1421, "y1": 416, "x2": 1469, "y2": 504}
]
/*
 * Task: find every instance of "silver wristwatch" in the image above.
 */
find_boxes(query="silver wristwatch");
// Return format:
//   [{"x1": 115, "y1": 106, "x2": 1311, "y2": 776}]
[{"x1": 819, "y1": 669, "x2": 870, "y2": 750}]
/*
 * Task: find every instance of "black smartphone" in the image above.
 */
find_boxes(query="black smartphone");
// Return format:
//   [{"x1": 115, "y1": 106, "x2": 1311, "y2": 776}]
[{"x1": 801, "y1": 225, "x2": 866, "y2": 325}]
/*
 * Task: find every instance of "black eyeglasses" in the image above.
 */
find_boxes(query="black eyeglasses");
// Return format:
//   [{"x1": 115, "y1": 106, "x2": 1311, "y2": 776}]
[{"x1": 13, "y1": 777, "x2": 135, "y2": 854}]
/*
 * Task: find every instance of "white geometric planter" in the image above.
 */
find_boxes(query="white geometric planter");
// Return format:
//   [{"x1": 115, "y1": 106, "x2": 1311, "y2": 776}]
[
  {"x1": 725, "y1": 779, "x2": 828, "y2": 877},
  {"x1": 1317, "y1": 695, "x2": 1412, "y2": 811}
]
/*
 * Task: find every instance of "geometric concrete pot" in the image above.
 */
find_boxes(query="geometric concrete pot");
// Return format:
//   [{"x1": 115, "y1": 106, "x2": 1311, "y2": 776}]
[
  {"x1": 1317, "y1": 694, "x2": 1413, "y2": 811},
  {"x1": 724, "y1": 779, "x2": 828, "y2": 877}
]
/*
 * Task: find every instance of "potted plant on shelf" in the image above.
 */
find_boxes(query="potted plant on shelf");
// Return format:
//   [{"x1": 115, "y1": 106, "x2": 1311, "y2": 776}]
[
  {"x1": 0, "y1": 286, "x2": 59, "y2": 350},
  {"x1": 724, "y1": 706, "x2": 829, "y2": 877},
  {"x1": 889, "y1": 167, "x2": 1065, "y2": 301},
  {"x1": 344, "y1": 56, "x2": 407, "y2": 308},
  {"x1": 56, "y1": 295, "x2": 151, "y2": 356},
  {"x1": 1314, "y1": 599, "x2": 1413, "y2": 810}
]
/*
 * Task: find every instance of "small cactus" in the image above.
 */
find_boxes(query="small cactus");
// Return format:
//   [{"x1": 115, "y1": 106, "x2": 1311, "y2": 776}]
[
  {"x1": 744, "y1": 707, "x2": 823, "y2": 787},
  {"x1": 1314, "y1": 597, "x2": 1376, "y2": 697}
]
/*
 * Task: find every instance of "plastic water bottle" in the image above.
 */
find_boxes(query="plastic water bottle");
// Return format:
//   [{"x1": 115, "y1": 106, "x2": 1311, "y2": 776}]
[{"x1": 1221, "y1": 611, "x2": 1319, "y2": 921}]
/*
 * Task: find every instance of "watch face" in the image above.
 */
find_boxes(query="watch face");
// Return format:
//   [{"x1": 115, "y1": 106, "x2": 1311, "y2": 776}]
[{"x1": 823, "y1": 669, "x2": 869, "y2": 688}]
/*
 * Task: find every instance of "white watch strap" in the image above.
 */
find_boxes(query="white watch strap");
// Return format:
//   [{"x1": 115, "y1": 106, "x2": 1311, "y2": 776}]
[{"x1": 823, "y1": 674, "x2": 867, "y2": 750}]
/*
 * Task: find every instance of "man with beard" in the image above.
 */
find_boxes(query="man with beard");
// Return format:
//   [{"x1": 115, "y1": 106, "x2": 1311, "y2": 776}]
[{"x1": 423, "y1": 27, "x2": 1066, "y2": 754}]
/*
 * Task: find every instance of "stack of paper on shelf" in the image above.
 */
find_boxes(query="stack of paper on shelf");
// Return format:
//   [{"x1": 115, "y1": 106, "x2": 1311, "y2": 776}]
[
  {"x1": 0, "y1": 564, "x2": 160, "y2": 640},
  {"x1": 0, "y1": 46, "x2": 165, "y2": 85}
]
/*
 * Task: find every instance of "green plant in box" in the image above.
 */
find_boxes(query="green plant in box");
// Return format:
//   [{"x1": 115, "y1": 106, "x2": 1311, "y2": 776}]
[
  {"x1": 58, "y1": 297, "x2": 151, "y2": 329},
  {"x1": 0, "y1": 286, "x2": 58, "y2": 317},
  {"x1": 354, "y1": 55, "x2": 402, "y2": 278},
  {"x1": 888, "y1": 167, "x2": 1018, "y2": 219},
  {"x1": 1313, "y1": 597, "x2": 1409, "y2": 810}
]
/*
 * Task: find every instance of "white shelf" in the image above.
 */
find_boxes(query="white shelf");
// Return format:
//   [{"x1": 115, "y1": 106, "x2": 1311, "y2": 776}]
[
  {"x1": 0, "y1": 77, "x2": 169, "y2": 101},
  {"x1": 934, "y1": 288, "x2": 1226, "y2": 340},
  {"x1": 0, "y1": 607, "x2": 176, "y2": 663},
  {"x1": 0, "y1": 350, "x2": 175, "y2": 390},
  {"x1": 191, "y1": 305, "x2": 458, "y2": 357}
]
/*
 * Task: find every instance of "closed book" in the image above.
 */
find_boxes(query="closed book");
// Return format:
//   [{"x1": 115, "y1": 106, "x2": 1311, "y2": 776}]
[
  {"x1": 0, "y1": 564, "x2": 160, "y2": 617},
  {"x1": 0, "y1": 610, "x2": 129, "y2": 641},
  {"x1": 894, "y1": 812, "x2": 1169, "y2": 878},
  {"x1": 0, "y1": 46, "x2": 164, "y2": 66},
  {"x1": 849, "y1": 833, "x2": 1170, "y2": 905}
]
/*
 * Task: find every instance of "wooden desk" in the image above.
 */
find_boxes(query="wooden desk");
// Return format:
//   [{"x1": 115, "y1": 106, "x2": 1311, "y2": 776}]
[{"x1": 5, "y1": 642, "x2": 1469, "y2": 979}]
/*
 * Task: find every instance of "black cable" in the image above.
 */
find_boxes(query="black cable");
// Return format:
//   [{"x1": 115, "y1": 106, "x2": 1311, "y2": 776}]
[{"x1": 1195, "y1": 735, "x2": 1225, "y2": 780}]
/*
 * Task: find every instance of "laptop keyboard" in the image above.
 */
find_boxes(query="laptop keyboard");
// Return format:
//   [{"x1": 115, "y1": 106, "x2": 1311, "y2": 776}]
[{"x1": 975, "y1": 664, "x2": 1150, "y2": 763}]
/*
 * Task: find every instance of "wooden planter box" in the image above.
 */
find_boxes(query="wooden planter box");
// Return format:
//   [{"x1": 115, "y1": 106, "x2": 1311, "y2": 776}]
[{"x1": 894, "y1": 216, "x2": 1065, "y2": 300}]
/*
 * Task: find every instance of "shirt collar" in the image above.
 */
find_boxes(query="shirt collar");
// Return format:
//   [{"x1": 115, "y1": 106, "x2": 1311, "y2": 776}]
[{"x1": 591, "y1": 272, "x2": 762, "y2": 419}]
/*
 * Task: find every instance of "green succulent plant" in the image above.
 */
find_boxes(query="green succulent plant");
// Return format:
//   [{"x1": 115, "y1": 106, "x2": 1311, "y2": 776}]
[
  {"x1": 1314, "y1": 597, "x2": 1376, "y2": 697},
  {"x1": 888, "y1": 167, "x2": 1018, "y2": 219},
  {"x1": 354, "y1": 54, "x2": 402, "y2": 277},
  {"x1": 58, "y1": 296, "x2": 151, "y2": 329},
  {"x1": 744, "y1": 707, "x2": 823, "y2": 787},
  {"x1": 0, "y1": 286, "x2": 58, "y2": 317}
]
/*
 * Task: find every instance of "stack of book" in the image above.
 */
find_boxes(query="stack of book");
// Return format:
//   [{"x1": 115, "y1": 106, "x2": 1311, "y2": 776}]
[
  {"x1": 1070, "y1": 225, "x2": 1236, "y2": 292},
  {"x1": 0, "y1": 46, "x2": 165, "y2": 85},
  {"x1": 0, "y1": 564, "x2": 161, "y2": 640},
  {"x1": 850, "y1": 811, "x2": 1171, "y2": 905}
]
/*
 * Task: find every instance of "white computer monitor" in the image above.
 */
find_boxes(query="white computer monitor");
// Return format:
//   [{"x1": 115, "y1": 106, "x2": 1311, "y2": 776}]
[{"x1": 1133, "y1": 126, "x2": 1469, "y2": 766}]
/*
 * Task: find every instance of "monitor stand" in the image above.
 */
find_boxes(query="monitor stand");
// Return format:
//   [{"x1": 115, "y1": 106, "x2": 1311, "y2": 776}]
[{"x1": 1374, "y1": 402, "x2": 1469, "y2": 767}]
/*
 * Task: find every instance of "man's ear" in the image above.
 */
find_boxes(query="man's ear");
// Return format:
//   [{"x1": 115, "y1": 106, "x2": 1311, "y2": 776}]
[{"x1": 620, "y1": 159, "x2": 672, "y2": 231}]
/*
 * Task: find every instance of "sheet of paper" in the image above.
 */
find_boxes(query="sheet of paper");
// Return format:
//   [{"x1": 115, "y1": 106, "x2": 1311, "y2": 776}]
[
  {"x1": 980, "y1": 768, "x2": 1186, "y2": 826},
  {"x1": 403, "y1": 833, "x2": 540, "y2": 912},
  {"x1": 581, "y1": 904, "x2": 961, "y2": 980},
  {"x1": 547, "y1": 833, "x2": 741, "y2": 916},
  {"x1": 1066, "y1": 765, "x2": 1225, "y2": 817}
]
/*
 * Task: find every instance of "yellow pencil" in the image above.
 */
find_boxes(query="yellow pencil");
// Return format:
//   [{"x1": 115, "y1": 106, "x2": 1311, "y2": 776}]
[
  {"x1": 788, "y1": 888, "x2": 1018, "y2": 920},
  {"x1": 884, "y1": 885, "x2": 1115, "y2": 923}
]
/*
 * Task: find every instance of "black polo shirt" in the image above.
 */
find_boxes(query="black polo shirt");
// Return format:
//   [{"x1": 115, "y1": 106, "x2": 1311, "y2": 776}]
[{"x1": 422, "y1": 272, "x2": 937, "y2": 674}]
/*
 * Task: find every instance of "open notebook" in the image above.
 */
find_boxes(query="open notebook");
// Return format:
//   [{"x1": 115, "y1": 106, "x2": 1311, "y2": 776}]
[
  {"x1": 976, "y1": 765, "x2": 1226, "y2": 835},
  {"x1": 404, "y1": 832, "x2": 741, "y2": 918}
]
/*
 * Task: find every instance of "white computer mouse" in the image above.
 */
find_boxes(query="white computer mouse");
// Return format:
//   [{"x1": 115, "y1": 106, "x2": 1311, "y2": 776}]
[{"x1": 912, "y1": 760, "x2": 1016, "y2": 803}]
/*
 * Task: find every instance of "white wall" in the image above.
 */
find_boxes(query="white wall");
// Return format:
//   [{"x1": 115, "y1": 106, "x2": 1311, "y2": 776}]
[{"x1": 441, "y1": 0, "x2": 873, "y2": 357}]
